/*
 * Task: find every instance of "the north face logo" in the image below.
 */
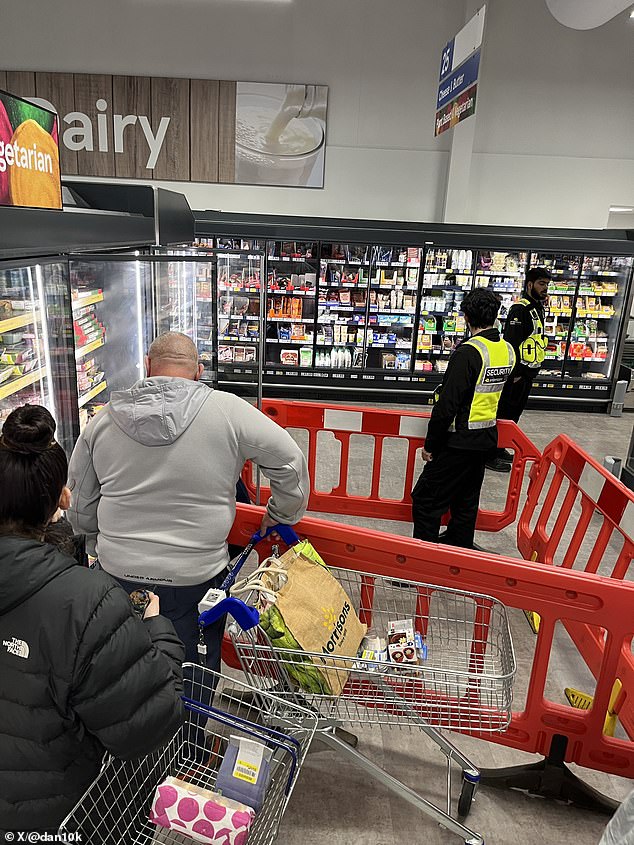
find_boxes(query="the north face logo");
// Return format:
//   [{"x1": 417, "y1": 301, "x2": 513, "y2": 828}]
[{"x1": 3, "y1": 637, "x2": 30, "y2": 659}]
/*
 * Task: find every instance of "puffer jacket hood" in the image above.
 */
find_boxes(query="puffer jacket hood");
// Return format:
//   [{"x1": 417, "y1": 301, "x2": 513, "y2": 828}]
[
  {"x1": 0, "y1": 537, "x2": 74, "y2": 615},
  {"x1": 108, "y1": 377, "x2": 212, "y2": 446}
]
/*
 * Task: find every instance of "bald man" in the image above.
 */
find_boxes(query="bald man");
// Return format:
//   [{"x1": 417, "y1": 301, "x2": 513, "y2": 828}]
[{"x1": 68, "y1": 332, "x2": 309, "y2": 668}]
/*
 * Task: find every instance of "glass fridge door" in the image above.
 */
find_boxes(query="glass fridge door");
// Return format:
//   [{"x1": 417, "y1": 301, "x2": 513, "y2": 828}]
[
  {"x1": 0, "y1": 259, "x2": 76, "y2": 453},
  {"x1": 564, "y1": 255, "x2": 634, "y2": 383},
  {"x1": 317, "y1": 243, "x2": 371, "y2": 371},
  {"x1": 265, "y1": 240, "x2": 318, "y2": 373},
  {"x1": 153, "y1": 253, "x2": 217, "y2": 383},
  {"x1": 529, "y1": 252, "x2": 582, "y2": 380},
  {"x1": 365, "y1": 245, "x2": 419, "y2": 373},
  {"x1": 473, "y1": 249, "x2": 529, "y2": 326},
  {"x1": 216, "y1": 241, "x2": 264, "y2": 397},
  {"x1": 416, "y1": 247, "x2": 473, "y2": 376},
  {"x1": 69, "y1": 257, "x2": 153, "y2": 430}
]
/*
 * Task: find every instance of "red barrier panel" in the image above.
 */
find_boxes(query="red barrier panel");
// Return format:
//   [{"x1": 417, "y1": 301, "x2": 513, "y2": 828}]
[
  {"x1": 518, "y1": 434, "x2": 634, "y2": 737},
  {"x1": 225, "y1": 503, "x2": 634, "y2": 783},
  {"x1": 243, "y1": 399, "x2": 541, "y2": 533}
]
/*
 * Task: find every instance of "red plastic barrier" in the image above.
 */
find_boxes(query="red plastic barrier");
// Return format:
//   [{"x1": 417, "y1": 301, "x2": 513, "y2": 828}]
[
  {"x1": 224, "y1": 503, "x2": 634, "y2": 781},
  {"x1": 243, "y1": 399, "x2": 540, "y2": 533},
  {"x1": 518, "y1": 434, "x2": 634, "y2": 736}
]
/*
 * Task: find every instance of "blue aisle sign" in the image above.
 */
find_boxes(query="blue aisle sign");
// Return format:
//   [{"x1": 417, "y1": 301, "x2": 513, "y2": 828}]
[
  {"x1": 439, "y1": 39, "x2": 455, "y2": 82},
  {"x1": 435, "y1": 5, "x2": 485, "y2": 136},
  {"x1": 437, "y1": 49, "x2": 481, "y2": 110}
]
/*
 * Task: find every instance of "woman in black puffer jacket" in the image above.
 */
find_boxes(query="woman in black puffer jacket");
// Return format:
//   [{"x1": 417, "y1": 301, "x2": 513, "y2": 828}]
[{"x1": 0, "y1": 405, "x2": 185, "y2": 834}]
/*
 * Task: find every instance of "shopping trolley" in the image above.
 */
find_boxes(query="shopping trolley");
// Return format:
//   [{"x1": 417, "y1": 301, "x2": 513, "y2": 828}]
[
  {"x1": 213, "y1": 531, "x2": 515, "y2": 845},
  {"x1": 59, "y1": 668, "x2": 317, "y2": 845}
]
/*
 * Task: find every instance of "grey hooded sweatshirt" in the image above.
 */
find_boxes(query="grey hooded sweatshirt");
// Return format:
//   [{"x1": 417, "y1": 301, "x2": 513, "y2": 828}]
[{"x1": 67, "y1": 378, "x2": 309, "y2": 586}]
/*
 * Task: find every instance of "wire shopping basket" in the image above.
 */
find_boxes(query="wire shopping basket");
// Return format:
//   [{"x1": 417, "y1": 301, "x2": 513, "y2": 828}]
[{"x1": 59, "y1": 667, "x2": 318, "y2": 845}]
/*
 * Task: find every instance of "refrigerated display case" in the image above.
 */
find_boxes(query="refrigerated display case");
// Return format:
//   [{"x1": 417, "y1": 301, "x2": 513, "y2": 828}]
[
  {"x1": 192, "y1": 213, "x2": 634, "y2": 410},
  {"x1": 267, "y1": 240, "x2": 318, "y2": 372},
  {"x1": 0, "y1": 260, "x2": 76, "y2": 452},
  {"x1": 69, "y1": 258, "x2": 153, "y2": 430}
]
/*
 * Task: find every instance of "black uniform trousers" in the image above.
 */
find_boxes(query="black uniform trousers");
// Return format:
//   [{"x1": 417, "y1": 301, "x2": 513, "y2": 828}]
[
  {"x1": 411, "y1": 446, "x2": 487, "y2": 549},
  {"x1": 497, "y1": 372, "x2": 535, "y2": 424}
]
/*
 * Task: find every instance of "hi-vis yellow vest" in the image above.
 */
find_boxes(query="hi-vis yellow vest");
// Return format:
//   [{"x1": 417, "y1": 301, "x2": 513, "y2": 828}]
[
  {"x1": 450, "y1": 336, "x2": 516, "y2": 431},
  {"x1": 517, "y1": 297, "x2": 546, "y2": 369}
]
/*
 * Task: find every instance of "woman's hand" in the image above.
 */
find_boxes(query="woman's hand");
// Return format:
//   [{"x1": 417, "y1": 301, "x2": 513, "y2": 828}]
[{"x1": 143, "y1": 592, "x2": 160, "y2": 619}]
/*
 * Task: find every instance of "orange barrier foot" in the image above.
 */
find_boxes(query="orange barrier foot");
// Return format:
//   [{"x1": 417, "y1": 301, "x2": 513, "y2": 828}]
[{"x1": 479, "y1": 735, "x2": 619, "y2": 815}]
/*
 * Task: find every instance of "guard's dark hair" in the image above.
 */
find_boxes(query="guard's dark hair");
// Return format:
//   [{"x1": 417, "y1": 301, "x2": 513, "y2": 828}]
[
  {"x1": 460, "y1": 287, "x2": 501, "y2": 329},
  {"x1": 0, "y1": 404, "x2": 68, "y2": 538},
  {"x1": 526, "y1": 267, "x2": 552, "y2": 285}
]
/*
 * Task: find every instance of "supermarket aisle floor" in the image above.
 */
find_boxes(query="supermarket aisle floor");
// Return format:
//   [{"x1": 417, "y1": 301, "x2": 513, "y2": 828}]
[{"x1": 277, "y1": 407, "x2": 633, "y2": 845}]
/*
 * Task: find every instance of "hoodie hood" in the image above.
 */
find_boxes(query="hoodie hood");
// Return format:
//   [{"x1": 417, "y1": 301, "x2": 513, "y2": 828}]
[
  {"x1": 108, "y1": 377, "x2": 212, "y2": 446},
  {"x1": 0, "y1": 537, "x2": 75, "y2": 614}
]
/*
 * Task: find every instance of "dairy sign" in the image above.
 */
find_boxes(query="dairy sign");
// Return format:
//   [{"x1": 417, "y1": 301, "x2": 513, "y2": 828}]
[
  {"x1": 0, "y1": 90, "x2": 61, "y2": 209},
  {"x1": 0, "y1": 71, "x2": 329, "y2": 188},
  {"x1": 435, "y1": 6, "x2": 485, "y2": 136}
]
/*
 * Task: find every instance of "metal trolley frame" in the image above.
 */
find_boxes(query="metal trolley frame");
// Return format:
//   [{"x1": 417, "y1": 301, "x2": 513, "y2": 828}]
[
  {"x1": 59, "y1": 668, "x2": 318, "y2": 845},
  {"x1": 227, "y1": 566, "x2": 516, "y2": 845}
]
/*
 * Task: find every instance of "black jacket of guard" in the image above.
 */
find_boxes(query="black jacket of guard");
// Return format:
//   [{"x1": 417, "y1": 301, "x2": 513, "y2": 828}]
[
  {"x1": 503, "y1": 294, "x2": 546, "y2": 379},
  {"x1": 0, "y1": 536, "x2": 185, "y2": 833},
  {"x1": 425, "y1": 327, "x2": 504, "y2": 455}
]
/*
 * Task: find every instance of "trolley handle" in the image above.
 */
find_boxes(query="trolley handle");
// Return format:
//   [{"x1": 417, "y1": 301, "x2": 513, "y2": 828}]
[
  {"x1": 221, "y1": 523, "x2": 300, "y2": 591},
  {"x1": 182, "y1": 698, "x2": 299, "y2": 794},
  {"x1": 198, "y1": 523, "x2": 300, "y2": 631}
]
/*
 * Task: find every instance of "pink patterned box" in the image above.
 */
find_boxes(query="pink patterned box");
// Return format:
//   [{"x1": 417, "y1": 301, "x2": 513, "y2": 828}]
[{"x1": 149, "y1": 776, "x2": 255, "y2": 844}]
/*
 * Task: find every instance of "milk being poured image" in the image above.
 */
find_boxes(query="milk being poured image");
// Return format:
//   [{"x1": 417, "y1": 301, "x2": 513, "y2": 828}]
[{"x1": 234, "y1": 83, "x2": 327, "y2": 187}]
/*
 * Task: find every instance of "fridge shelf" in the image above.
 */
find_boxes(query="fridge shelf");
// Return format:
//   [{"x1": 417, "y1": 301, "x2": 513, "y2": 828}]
[
  {"x1": 267, "y1": 289, "x2": 314, "y2": 296},
  {"x1": 0, "y1": 366, "x2": 48, "y2": 401},
  {"x1": 218, "y1": 287, "x2": 261, "y2": 293},
  {"x1": 219, "y1": 315, "x2": 260, "y2": 321},
  {"x1": 370, "y1": 284, "x2": 419, "y2": 291},
  {"x1": 368, "y1": 343, "x2": 412, "y2": 349},
  {"x1": 322, "y1": 260, "x2": 371, "y2": 267},
  {"x1": 475, "y1": 271, "x2": 523, "y2": 277},
  {"x1": 72, "y1": 292, "x2": 104, "y2": 311},
  {"x1": 267, "y1": 257, "x2": 317, "y2": 263},
  {"x1": 0, "y1": 311, "x2": 41, "y2": 333},
  {"x1": 369, "y1": 322, "x2": 415, "y2": 328},
  {"x1": 218, "y1": 334, "x2": 260, "y2": 343},
  {"x1": 266, "y1": 339, "x2": 310, "y2": 344},
  {"x1": 78, "y1": 380, "x2": 107, "y2": 408},
  {"x1": 75, "y1": 338, "x2": 105, "y2": 360},
  {"x1": 267, "y1": 316, "x2": 311, "y2": 322}
]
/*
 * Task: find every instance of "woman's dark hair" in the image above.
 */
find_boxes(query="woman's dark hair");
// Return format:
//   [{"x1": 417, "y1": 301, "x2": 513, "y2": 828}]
[
  {"x1": 460, "y1": 288, "x2": 501, "y2": 329},
  {"x1": 0, "y1": 404, "x2": 68, "y2": 538}
]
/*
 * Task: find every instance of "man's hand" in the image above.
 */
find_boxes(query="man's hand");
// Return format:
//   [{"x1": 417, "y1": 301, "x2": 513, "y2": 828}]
[
  {"x1": 143, "y1": 592, "x2": 160, "y2": 620},
  {"x1": 422, "y1": 448, "x2": 433, "y2": 462},
  {"x1": 260, "y1": 512, "x2": 281, "y2": 540}
]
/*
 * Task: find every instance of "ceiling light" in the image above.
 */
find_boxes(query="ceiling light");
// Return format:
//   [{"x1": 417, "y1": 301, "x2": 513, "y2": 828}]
[{"x1": 609, "y1": 206, "x2": 634, "y2": 213}]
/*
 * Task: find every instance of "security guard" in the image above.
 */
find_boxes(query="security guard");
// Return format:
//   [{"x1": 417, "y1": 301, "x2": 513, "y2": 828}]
[
  {"x1": 486, "y1": 267, "x2": 551, "y2": 472},
  {"x1": 411, "y1": 288, "x2": 515, "y2": 548}
]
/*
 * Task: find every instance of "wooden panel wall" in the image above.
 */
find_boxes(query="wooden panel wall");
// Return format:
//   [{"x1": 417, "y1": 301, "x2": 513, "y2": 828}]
[
  {"x1": 35, "y1": 72, "x2": 78, "y2": 175},
  {"x1": 0, "y1": 70, "x2": 286, "y2": 187},
  {"x1": 190, "y1": 79, "x2": 219, "y2": 183},
  {"x1": 151, "y1": 76, "x2": 190, "y2": 181},
  {"x1": 113, "y1": 75, "x2": 151, "y2": 178},
  {"x1": 218, "y1": 81, "x2": 236, "y2": 184},
  {"x1": 73, "y1": 74, "x2": 114, "y2": 177}
]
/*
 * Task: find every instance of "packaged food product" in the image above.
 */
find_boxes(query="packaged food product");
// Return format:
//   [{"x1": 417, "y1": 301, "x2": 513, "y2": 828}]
[
  {"x1": 387, "y1": 619, "x2": 418, "y2": 664},
  {"x1": 281, "y1": 349, "x2": 299, "y2": 366}
]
